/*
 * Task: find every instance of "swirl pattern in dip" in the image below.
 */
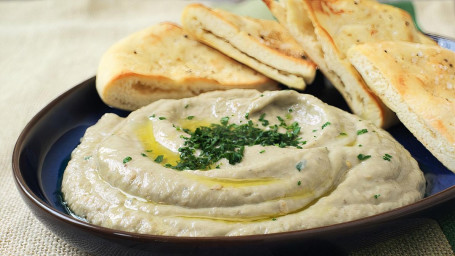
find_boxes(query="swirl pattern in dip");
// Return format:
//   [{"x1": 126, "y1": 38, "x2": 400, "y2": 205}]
[{"x1": 61, "y1": 89, "x2": 425, "y2": 236}]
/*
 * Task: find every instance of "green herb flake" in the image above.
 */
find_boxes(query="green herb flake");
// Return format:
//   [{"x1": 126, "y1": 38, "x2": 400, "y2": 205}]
[
  {"x1": 356, "y1": 129, "x2": 368, "y2": 135},
  {"x1": 184, "y1": 104, "x2": 189, "y2": 109},
  {"x1": 123, "y1": 156, "x2": 132, "y2": 164},
  {"x1": 158, "y1": 117, "x2": 166, "y2": 120},
  {"x1": 220, "y1": 116, "x2": 229, "y2": 126},
  {"x1": 187, "y1": 116, "x2": 195, "y2": 120},
  {"x1": 383, "y1": 153, "x2": 392, "y2": 161},
  {"x1": 312, "y1": 129, "x2": 317, "y2": 132},
  {"x1": 141, "y1": 153, "x2": 147, "y2": 157},
  {"x1": 339, "y1": 132, "x2": 347, "y2": 136},
  {"x1": 258, "y1": 113, "x2": 269, "y2": 126},
  {"x1": 164, "y1": 163, "x2": 172, "y2": 168},
  {"x1": 374, "y1": 194, "x2": 381, "y2": 199},
  {"x1": 357, "y1": 154, "x2": 371, "y2": 161},
  {"x1": 272, "y1": 218, "x2": 277, "y2": 221},
  {"x1": 84, "y1": 156, "x2": 92, "y2": 160},
  {"x1": 288, "y1": 108, "x2": 293, "y2": 113},
  {"x1": 154, "y1": 155, "x2": 164, "y2": 163},
  {"x1": 146, "y1": 149, "x2": 153, "y2": 152},
  {"x1": 285, "y1": 113, "x2": 292, "y2": 120},
  {"x1": 297, "y1": 181, "x2": 301, "y2": 186},
  {"x1": 245, "y1": 112, "x2": 249, "y2": 119},
  {"x1": 259, "y1": 150, "x2": 266, "y2": 154},
  {"x1": 358, "y1": 144, "x2": 363, "y2": 147},
  {"x1": 321, "y1": 122, "x2": 331, "y2": 129},
  {"x1": 296, "y1": 161, "x2": 305, "y2": 171},
  {"x1": 149, "y1": 114, "x2": 156, "y2": 119}
]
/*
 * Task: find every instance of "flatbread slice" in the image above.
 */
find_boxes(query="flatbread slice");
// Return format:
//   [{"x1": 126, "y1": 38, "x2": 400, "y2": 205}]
[
  {"x1": 263, "y1": 0, "x2": 345, "y2": 102},
  {"x1": 181, "y1": 3, "x2": 316, "y2": 90},
  {"x1": 265, "y1": 0, "x2": 435, "y2": 128},
  {"x1": 96, "y1": 22, "x2": 277, "y2": 111},
  {"x1": 348, "y1": 41, "x2": 455, "y2": 172}
]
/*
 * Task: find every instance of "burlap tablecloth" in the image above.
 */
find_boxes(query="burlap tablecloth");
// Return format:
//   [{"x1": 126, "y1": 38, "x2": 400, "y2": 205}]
[{"x1": 1, "y1": 0, "x2": 454, "y2": 255}]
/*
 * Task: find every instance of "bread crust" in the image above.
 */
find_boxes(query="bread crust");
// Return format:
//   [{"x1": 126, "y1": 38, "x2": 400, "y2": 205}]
[
  {"x1": 181, "y1": 3, "x2": 316, "y2": 90},
  {"x1": 96, "y1": 22, "x2": 277, "y2": 111},
  {"x1": 265, "y1": 0, "x2": 434, "y2": 128},
  {"x1": 348, "y1": 41, "x2": 455, "y2": 172}
]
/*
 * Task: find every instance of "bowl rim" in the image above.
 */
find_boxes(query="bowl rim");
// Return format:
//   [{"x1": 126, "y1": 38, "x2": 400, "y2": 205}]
[{"x1": 12, "y1": 76, "x2": 455, "y2": 244}]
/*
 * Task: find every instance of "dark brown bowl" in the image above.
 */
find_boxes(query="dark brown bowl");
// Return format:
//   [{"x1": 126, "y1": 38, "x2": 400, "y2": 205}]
[{"x1": 12, "y1": 34, "x2": 455, "y2": 256}]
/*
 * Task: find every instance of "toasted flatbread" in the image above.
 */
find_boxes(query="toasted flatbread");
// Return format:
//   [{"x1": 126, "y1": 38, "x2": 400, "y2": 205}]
[
  {"x1": 181, "y1": 3, "x2": 316, "y2": 90},
  {"x1": 348, "y1": 41, "x2": 455, "y2": 172},
  {"x1": 264, "y1": 0, "x2": 435, "y2": 128},
  {"x1": 263, "y1": 0, "x2": 345, "y2": 99},
  {"x1": 96, "y1": 22, "x2": 277, "y2": 111}
]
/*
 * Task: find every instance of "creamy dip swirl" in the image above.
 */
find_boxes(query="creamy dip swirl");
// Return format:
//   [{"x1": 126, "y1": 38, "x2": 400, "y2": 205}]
[{"x1": 62, "y1": 89, "x2": 425, "y2": 236}]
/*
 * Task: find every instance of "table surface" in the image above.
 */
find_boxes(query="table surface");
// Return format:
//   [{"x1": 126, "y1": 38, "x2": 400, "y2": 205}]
[{"x1": 1, "y1": 0, "x2": 455, "y2": 255}]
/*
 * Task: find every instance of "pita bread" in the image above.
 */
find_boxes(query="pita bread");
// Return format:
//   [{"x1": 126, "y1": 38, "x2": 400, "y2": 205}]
[
  {"x1": 96, "y1": 22, "x2": 277, "y2": 111},
  {"x1": 181, "y1": 3, "x2": 316, "y2": 90},
  {"x1": 263, "y1": 0, "x2": 345, "y2": 98},
  {"x1": 264, "y1": 0, "x2": 435, "y2": 128},
  {"x1": 348, "y1": 41, "x2": 455, "y2": 172}
]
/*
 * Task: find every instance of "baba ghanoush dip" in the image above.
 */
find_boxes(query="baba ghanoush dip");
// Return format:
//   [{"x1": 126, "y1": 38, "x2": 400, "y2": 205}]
[{"x1": 61, "y1": 89, "x2": 425, "y2": 236}]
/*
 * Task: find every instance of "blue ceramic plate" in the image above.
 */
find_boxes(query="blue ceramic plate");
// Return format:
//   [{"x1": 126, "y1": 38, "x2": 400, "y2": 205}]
[{"x1": 12, "y1": 34, "x2": 455, "y2": 255}]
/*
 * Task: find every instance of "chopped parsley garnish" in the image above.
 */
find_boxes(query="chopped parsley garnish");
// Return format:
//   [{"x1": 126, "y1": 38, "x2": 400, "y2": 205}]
[
  {"x1": 297, "y1": 181, "x2": 301, "y2": 186},
  {"x1": 383, "y1": 153, "x2": 392, "y2": 161},
  {"x1": 146, "y1": 149, "x2": 153, "y2": 152},
  {"x1": 272, "y1": 218, "x2": 277, "y2": 221},
  {"x1": 285, "y1": 113, "x2": 292, "y2": 120},
  {"x1": 149, "y1": 114, "x2": 156, "y2": 119},
  {"x1": 158, "y1": 117, "x2": 166, "y2": 120},
  {"x1": 321, "y1": 122, "x2": 331, "y2": 129},
  {"x1": 357, "y1": 154, "x2": 371, "y2": 161},
  {"x1": 374, "y1": 194, "x2": 381, "y2": 199},
  {"x1": 259, "y1": 150, "x2": 266, "y2": 154},
  {"x1": 154, "y1": 155, "x2": 164, "y2": 163},
  {"x1": 220, "y1": 116, "x2": 229, "y2": 126},
  {"x1": 184, "y1": 104, "x2": 189, "y2": 109},
  {"x1": 245, "y1": 112, "x2": 249, "y2": 119},
  {"x1": 173, "y1": 124, "x2": 181, "y2": 131},
  {"x1": 141, "y1": 153, "x2": 147, "y2": 157},
  {"x1": 339, "y1": 132, "x2": 347, "y2": 136},
  {"x1": 258, "y1": 113, "x2": 269, "y2": 126},
  {"x1": 123, "y1": 156, "x2": 132, "y2": 164},
  {"x1": 165, "y1": 117, "x2": 304, "y2": 170},
  {"x1": 84, "y1": 156, "x2": 92, "y2": 160},
  {"x1": 187, "y1": 116, "x2": 195, "y2": 120},
  {"x1": 288, "y1": 108, "x2": 293, "y2": 113},
  {"x1": 296, "y1": 161, "x2": 305, "y2": 171},
  {"x1": 356, "y1": 129, "x2": 368, "y2": 135}
]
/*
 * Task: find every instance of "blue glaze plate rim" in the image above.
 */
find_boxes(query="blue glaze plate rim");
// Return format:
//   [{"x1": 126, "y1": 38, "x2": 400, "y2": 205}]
[{"x1": 12, "y1": 34, "x2": 455, "y2": 246}]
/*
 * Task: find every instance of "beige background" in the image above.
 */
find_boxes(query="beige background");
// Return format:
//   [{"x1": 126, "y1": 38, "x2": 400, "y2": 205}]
[{"x1": 1, "y1": 0, "x2": 454, "y2": 255}]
